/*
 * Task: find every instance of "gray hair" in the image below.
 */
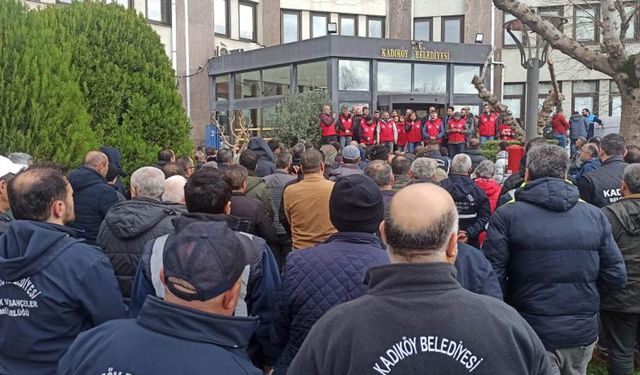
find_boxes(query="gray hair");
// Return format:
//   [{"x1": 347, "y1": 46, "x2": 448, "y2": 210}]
[
  {"x1": 8, "y1": 152, "x2": 33, "y2": 165},
  {"x1": 364, "y1": 160, "x2": 393, "y2": 187},
  {"x1": 131, "y1": 167, "x2": 165, "y2": 200},
  {"x1": 526, "y1": 144, "x2": 569, "y2": 181},
  {"x1": 450, "y1": 154, "x2": 472, "y2": 175},
  {"x1": 275, "y1": 151, "x2": 293, "y2": 169},
  {"x1": 474, "y1": 160, "x2": 496, "y2": 179},
  {"x1": 162, "y1": 175, "x2": 187, "y2": 203},
  {"x1": 410, "y1": 158, "x2": 438, "y2": 180},
  {"x1": 623, "y1": 164, "x2": 640, "y2": 195}
]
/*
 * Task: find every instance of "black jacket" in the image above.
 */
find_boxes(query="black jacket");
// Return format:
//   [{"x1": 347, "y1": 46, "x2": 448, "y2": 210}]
[
  {"x1": 0, "y1": 211, "x2": 11, "y2": 235},
  {"x1": 231, "y1": 192, "x2": 277, "y2": 243},
  {"x1": 439, "y1": 175, "x2": 491, "y2": 247},
  {"x1": 96, "y1": 198, "x2": 186, "y2": 304},
  {"x1": 456, "y1": 242, "x2": 502, "y2": 300},
  {"x1": 578, "y1": 156, "x2": 628, "y2": 208},
  {"x1": 248, "y1": 138, "x2": 276, "y2": 178},
  {"x1": 288, "y1": 263, "x2": 551, "y2": 375},
  {"x1": 424, "y1": 150, "x2": 450, "y2": 172}
]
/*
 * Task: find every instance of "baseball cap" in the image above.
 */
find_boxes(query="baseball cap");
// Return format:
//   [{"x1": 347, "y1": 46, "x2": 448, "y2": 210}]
[
  {"x1": 342, "y1": 145, "x2": 360, "y2": 161},
  {"x1": 0, "y1": 155, "x2": 26, "y2": 179},
  {"x1": 162, "y1": 221, "x2": 249, "y2": 301}
]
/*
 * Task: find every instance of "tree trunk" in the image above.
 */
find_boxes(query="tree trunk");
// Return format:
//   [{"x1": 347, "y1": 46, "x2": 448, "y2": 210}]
[{"x1": 619, "y1": 86, "x2": 640, "y2": 146}]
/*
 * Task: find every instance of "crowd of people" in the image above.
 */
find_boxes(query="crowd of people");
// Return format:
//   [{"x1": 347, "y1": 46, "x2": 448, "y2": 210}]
[{"x1": 0, "y1": 105, "x2": 638, "y2": 375}]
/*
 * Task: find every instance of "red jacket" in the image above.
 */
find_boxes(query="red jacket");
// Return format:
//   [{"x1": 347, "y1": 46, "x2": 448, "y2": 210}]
[
  {"x1": 479, "y1": 112, "x2": 499, "y2": 137},
  {"x1": 425, "y1": 118, "x2": 444, "y2": 142},
  {"x1": 405, "y1": 120, "x2": 422, "y2": 143},
  {"x1": 551, "y1": 113, "x2": 569, "y2": 134},
  {"x1": 447, "y1": 118, "x2": 466, "y2": 144},
  {"x1": 377, "y1": 120, "x2": 396, "y2": 143},
  {"x1": 337, "y1": 114, "x2": 353, "y2": 137},
  {"x1": 397, "y1": 122, "x2": 407, "y2": 146},
  {"x1": 360, "y1": 122, "x2": 375, "y2": 145},
  {"x1": 319, "y1": 113, "x2": 336, "y2": 137},
  {"x1": 498, "y1": 124, "x2": 516, "y2": 140}
]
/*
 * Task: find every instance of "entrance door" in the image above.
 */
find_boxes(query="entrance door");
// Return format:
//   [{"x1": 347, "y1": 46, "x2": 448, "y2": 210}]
[{"x1": 392, "y1": 103, "x2": 446, "y2": 119}]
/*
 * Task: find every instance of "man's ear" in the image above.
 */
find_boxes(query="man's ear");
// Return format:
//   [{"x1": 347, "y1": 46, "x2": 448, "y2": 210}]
[
  {"x1": 222, "y1": 280, "x2": 242, "y2": 311},
  {"x1": 379, "y1": 221, "x2": 387, "y2": 245},
  {"x1": 524, "y1": 168, "x2": 530, "y2": 183},
  {"x1": 224, "y1": 201, "x2": 232, "y2": 215},
  {"x1": 445, "y1": 232, "x2": 458, "y2": 264}
]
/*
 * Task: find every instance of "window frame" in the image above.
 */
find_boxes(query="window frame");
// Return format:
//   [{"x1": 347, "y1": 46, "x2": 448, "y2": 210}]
[
  {"x1": 310, "y1": 12, "x2": 329, "y2": 39},
  {"x1": 146, "y1": 0, "x2": 171, "y2": 25},
  {"x1": 413, "y1": 17, "x2": 433, "y2": 42},
  {"x1": 442, "y1": 15, "x2": 464, "y2": 43},
  {"x1": 572, "y1": 80, "x2": 599, "y2": 113},
  {"x1": 366, "y1": 16, "x2": 385, "y2": 38},
  {"x1": 214, "y1": 0, "x2": 231, "y2": 37},
  {"x1": 503, "y1": 83, "x2": 525, "y2": 121},
  {"x1": 281, "y1": 10, "x2": 301, "y2": 44},
  {"x1": 339, "y1": 14, "x2": 358, "y2": 37},
  {"x1": 573, "y1": 4, "x2": 600, "y2": 44},
  {"x1": 621, "y1": 2, "x2": 639, "y2": 41},
  {"x1": 238, "y1": 1, "x2": 257, "y2": 42}
]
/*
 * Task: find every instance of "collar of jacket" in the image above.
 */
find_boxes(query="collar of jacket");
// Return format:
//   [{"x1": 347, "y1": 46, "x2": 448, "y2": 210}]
[
  {"x1": 137, "y1": 296, "x2": 258, "y2": 348},
  {"x1": 274, "y1": 169, "x2": 291, "y2": 175},
  {"x1": 0, "y1": 210, "x2": 12, "y2": 223},
  {"x1": 301, "y1": 172, "x2": 326, "y2": 182},
  {"x1": 365, "y1": 263, "x2": 459, "y2": 295},
  {"x1": 232, "y1": 191, "x2": 246, "y2": 196},
  {"x1": 324, "y1": 232, "x2": 384, "y2": 247},
  {"x1": 173, "y1": 212, "x2": 241, "y2": 233},
  {"x1": 601, "y1": 156, "x2": 626, "y2": 166}
]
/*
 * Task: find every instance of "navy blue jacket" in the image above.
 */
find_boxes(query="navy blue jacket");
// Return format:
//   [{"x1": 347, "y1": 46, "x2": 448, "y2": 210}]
[
  {"x1": 456, "y1": 242, "x2": 503, "y2": 300},
  {"x1": 273, "y1": 232, "x2": 389, "y2": 374},
  {"x1": 58, "y1": 297, "x2": 261, "y2": 375},
  {"x1": 440, "y1": 174, "x2": 491, "y2": 247},
  {"x1": 68, "y1": 166, "x2": 120, "y2": 244},
  {"x1": 484, "y1": 178, "x2": 627, "y2": 350},
  {"x1": 0, "y1": 221, "x2": 126, "y2": 375}
]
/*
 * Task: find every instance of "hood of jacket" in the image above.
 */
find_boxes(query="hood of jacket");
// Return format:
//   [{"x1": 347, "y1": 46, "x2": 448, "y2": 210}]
[
  {"x1": 552, "y1": 113, "x2": 564, "y2": 121},
  {"x1": 515, "y1": 177, "x2": 579, "y2": 212},
  {"x1": 104, "y1": 198, "x2": 185, "y2": 239},
  {"x1": 248, "y1": 137, "x2": 274, "y2": 163},
  {"x1": 0, "y1": 220, "x2": 83, "y2": 281},
  {"x1": 100, "y1": 146, "x2": 124, "y2": 175},
  {"x1": 68, "y1": 166, "x2": 107, "y2": 192},
  {"x1": 605, "y1": 195, "x2": 640, "y2": 235},
  {"x1": 569, "y1": 114, "x2": 584, "y2": 123},
  {"x1": 245, "y1": 175, "x2": 265, "y2": 194},
  {"x1": 496, "y1": 150, "x2": 508, "y2": 160},
  {"x1": 475, "y1": 178, "x2": 501, "y2": 196}
]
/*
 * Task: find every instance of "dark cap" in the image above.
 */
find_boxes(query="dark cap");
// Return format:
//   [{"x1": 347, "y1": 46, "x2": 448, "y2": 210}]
[
  {"x1": 330, "y1": 174, "x2": 384, "y2": 233},
  {"x1": 163, "y1": 222, "x2": 249, "y2": 301}
]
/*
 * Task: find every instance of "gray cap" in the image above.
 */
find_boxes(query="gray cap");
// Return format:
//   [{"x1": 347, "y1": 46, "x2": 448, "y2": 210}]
[{"x1": 342, "y1": 145, "x2": 361, "y2": 161}]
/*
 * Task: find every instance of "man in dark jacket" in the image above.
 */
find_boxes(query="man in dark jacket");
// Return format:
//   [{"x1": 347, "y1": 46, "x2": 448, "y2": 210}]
[
  {"x1": 569, "y1": 111, "x2": 588, "y2": 155},
  {"x1": 0, "y1": 156, "x2": 24, "y2": 235},
  {"x1": 216, "y1": 148, "x2": 233, "y2": 172},
  {"x1": 440, "y1": 154, "x2": 490, "y2": 248},
  {"x1": 68, "y1": 151, "x2": 121, "y2": 244},
  {"x1": 100, "y1": 146, "x2": 128, "y2": 199},
  {"x1": 130, "y1": 167, "x2": 281, "y2": 370},
  {"x1": 274, "y1": 174, "x2": 390, "y2": 374},
  {"x1": 456, "y1": 242, "x2": 502, "y2": 300},
  {"x1": 247, "y1": 137, "x2": 276, "y2": 177},
  {"x1": 578, "y1": 133, "x2": 628, "y2": 208},
  {"x1": 484, "y1": 144, "x2": 626, "y2": 374},
  {"x1": 328, "y1": 145, "x2": 364, "y2": 181},
  {"x1": 570, "y1": 142, "x2": 601, "y2": 182},
  {"x1": 289, "y1": 183, "x2": 551, "y2": 375},
  {"x1": 462, "y1": 138, "x2": 487, "y2": 170},
  {"x1": 225, "y1": 164, "x2": 277, "y2": 243},
  {"x1": 59, "y1": 222, "x2": 261, "y2": 375},
  {"x1": 97, "y1": 166, "x2": 186, "y2": 305},
  {"x1": 0, "y1": 165, "x2": 126, "y2": 375},
  {"x1": 417, "y1": 143, "x2": 450, "y2": 173},
  {"x1": 601, "y1": 164, "x2": 640, "y2": 375}
]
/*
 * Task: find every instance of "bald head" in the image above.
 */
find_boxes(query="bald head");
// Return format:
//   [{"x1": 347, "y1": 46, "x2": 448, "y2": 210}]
[
  {"x1": 84, "y1": 151, "x2": 109, "y2": 178},
  {"x1": 163, "y1": 175, "x2": 187, "y2": 204},
  {"x1": 383, "y1": 184, "x2": 458, "y2": 262}
]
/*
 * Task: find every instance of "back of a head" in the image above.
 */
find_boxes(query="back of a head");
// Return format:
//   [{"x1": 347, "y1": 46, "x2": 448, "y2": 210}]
[
  {"x1": 184, "y1": 167, "x2": 232, "y2": 214},
  {"x1": 158, "y1": 149, "x2": 174, "y2": 163},
  {"x1": 225, "y1": 164, "x2": 248, "y2": 190},
  {"x1": 320, "y1": 144, "x2": 338, "y2": 166},
  {"x1": 365, "y1": 160, "x2": 393, "y2": 187},
  {"x1": 239, "y1": 149, "x2": 258, "y2": 171},
  {"x1": 84, "y1": 151, "x2": 108, "y2": 169},
  {"x1": 391, "y1": 156, "x2": 410, "y2": 175},
  {"x1": 601, "y1": 133, "x2": 626, "y2": 157},
  {"x1": 625, "y1": 145, "x2": 640, "y2": 164},
  {"x1": 468, "y1": 138, "x2": 480, "y2": 150},
  {"x1": 524, "y1": 137, "x2": 547, "y2": 153},
  {"x1": 7, "y1": 152, "x2": 33, "y2": 166},
  {"x1": 499, "y1": 142, "x2": 509, "y2": 151},
  {"x1": 410, "y1": 158, "x2": 438, "y2": 180},
  {"x1": 163, "y1": 175, "x2": 187, "y2": 203},
  {"x1": 526, "y1": 144, "x2": 569, "y2": 181},
  {"x1": 177, "y1": 156, "x2": 194, "y2": 170},
  {"x1": 275, "y1": 151, "x2": 293, "y2": 170},
  {"x1": 439, "y1": 147, "x2": 449, "y2": 157},
  {"x1": 623, "y1": 164, "x2": 640, "y2": 194},
  {"x1": 474, "y1": 160, "x2": 496, "y2": 179},
  {"x1": 301, "y1": 149, "x2": 323, "y2": 173},
  {"x1": 131, "y1": 166, "x2": 165, "y2": 200},
  {"x1": 216, "y1": 148, "x2": 233, "y2": 164},
  {"x1": 367, "y1": 144, "x2": 389, "y2": 162},
  {"x1": 163, "y1": 162, "x2": 187, "y2": 179},
  {"x1": 384, "y1": 184, "x2": 458, "y2": 260},
  {"x1": 8, "y1": 164, "x2": 68, "y2": 222},
  {"x1": 450, "y1": 154, "x2": 472, "y2": 175},
  {"x1": 414, "y1": 147, "x2": 429, "y2": 158}
]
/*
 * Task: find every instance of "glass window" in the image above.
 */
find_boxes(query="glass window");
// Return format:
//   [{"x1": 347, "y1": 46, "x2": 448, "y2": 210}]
[
  {"x1": 340, "y1": 15, "x2": 357, "y2": 36},
  {"x1": 214, "y1": 0, "x2": 228, "y2": 35},
  {"x1": 503, "y1": 83, "x2": 524, "y2": 119},
  {"x1": 504, "y1": 13, "x2": 521, "y2": 46},
  {"x1": 235, "y1": 70, "x2": 261, "y2": 99},
  {"x1": 262, "y1": 66, "x2": 290, "y2": 96},
  {"x1": 339, "y1": 60, "x2": 370, "y2": 91},
  {"x1": 282, "y1": 11, "x2": 300, "y2": 43},
  {"x1": 297, "y1": 61, "x2": 328, "y2": 92},
  {"x1": 414, "y1": 18, "x2": 432, "y2": 41},
  {"x1": 215, "y1": 75, "x2": 229, "y2": 101},
  {"x1": 312, "y1": 14, "x2": 328, "y2": 38},
  {"x1": 610, "y1": 81, "x2": 621, "y2": 116},
  {"x1": 378, "y1": 62, "x2": 411, "y2": 92},
  {"x1": 575, "y1": 7, "x2": 598, "y2": 42},
  {"x1": 503, "y1": 83, "x2": 524, "y2": 96},
  {"x1": 367, "y1": 17, "x2": 384, "y2": 38},
  {"x1": 147, "y1": 0, "x2": 170, "y2": 24},
  {"x1": 453, "y1": 65, "x2": 479, "y2": 94},
  {"x1": 573, "y1": 80, "x2": 599, "y2": 113},
  {"x1": 443, "y1": 16, "x2": 463, "y2": 43},
  {"x1": 413, "y1": 64, "x2": 447, "y2": 94},
  {"x1": 239, "y1": 2, "x2": 256, "y2": 41},
  {"x1": 626, "y1": 5, "x2": 636, "y2": 40},
  {"x1": 503, "y1": 98, "x2": 522, "y2": 119}
]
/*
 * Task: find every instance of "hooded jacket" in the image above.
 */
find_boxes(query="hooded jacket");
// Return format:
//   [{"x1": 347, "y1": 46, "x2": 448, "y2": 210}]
[
  {"x1": 248, "y1": 138, "x2": 276, "y2": 178},
  {"x1": 96, "y1": 198, "x2": 186, "y2": 304},
  {"x1": 246, "y1": 176, "x2": 274, "y2": 219},
  {"x1": 130, "y1": 213, "x2": 282, "y2": 367},
  {"x1": 0, "y1": 221, "x2": 126, "y2": 375},
  {"x1": 551, "y1": 113, "x2": 569, "y2": 134},
  {"x1": 602, "y1": 195, "x2": 640, "y2": 313},
  {"x1": 439, "y1": 175, "x2": 491, "y2": 247},
  {"x1": 328, "y1": 163, "x2": 363, "y2": 181},
  {"x1": 288, "y1": 263, "x2": 551, "y2": 375},
  {"x1": 474, "y1": 178, "x2": 501, "y2": 212},
  {"x1": 484, "y1": 178, "x2": 627, "y2": 350},
  {"x1": 58, "y1": 297, "x2": 261, "y2": 375},
  {"x1": 578, "y1": 156, "x2": 628, "y2": 208},
  {"x1": 456, "y1": 242, "x2": 502, "y2": 300},
  {"x1": 68, "y1": 166, "x2": 121, "y2": 244},
  {"x1": 569, "y1": 113, "x2": 588, "y2": 140}
]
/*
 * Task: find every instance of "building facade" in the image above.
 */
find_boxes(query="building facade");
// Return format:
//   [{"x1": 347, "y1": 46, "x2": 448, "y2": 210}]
[{"x1": 23, "y1": 0, "x2": 628, "y2": 144}]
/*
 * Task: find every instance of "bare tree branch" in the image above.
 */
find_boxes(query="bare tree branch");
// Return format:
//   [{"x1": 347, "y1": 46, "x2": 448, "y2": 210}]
[
  {"x1": 538, "y1": 60, "x2": 565, "y2": 135},
  {"x1": 601, "y1": 0, "x2": 626, "y2": 61}
]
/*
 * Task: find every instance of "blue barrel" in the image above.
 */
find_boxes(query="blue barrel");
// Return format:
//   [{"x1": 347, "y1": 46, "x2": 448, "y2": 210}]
[{"x1": 205, "y1": 124, "x2": 221, "y2": 149}]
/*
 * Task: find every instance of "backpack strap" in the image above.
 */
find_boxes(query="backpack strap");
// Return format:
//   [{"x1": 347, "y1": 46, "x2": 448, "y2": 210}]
[{"x1": 150, "y1": 234, "x2": 170, "y2": 299}]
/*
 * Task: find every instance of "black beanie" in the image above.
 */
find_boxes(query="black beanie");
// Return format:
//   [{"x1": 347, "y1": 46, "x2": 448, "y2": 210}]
[{"x1": 330, "y1": 174, "x2": 384, "y2": 233}]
